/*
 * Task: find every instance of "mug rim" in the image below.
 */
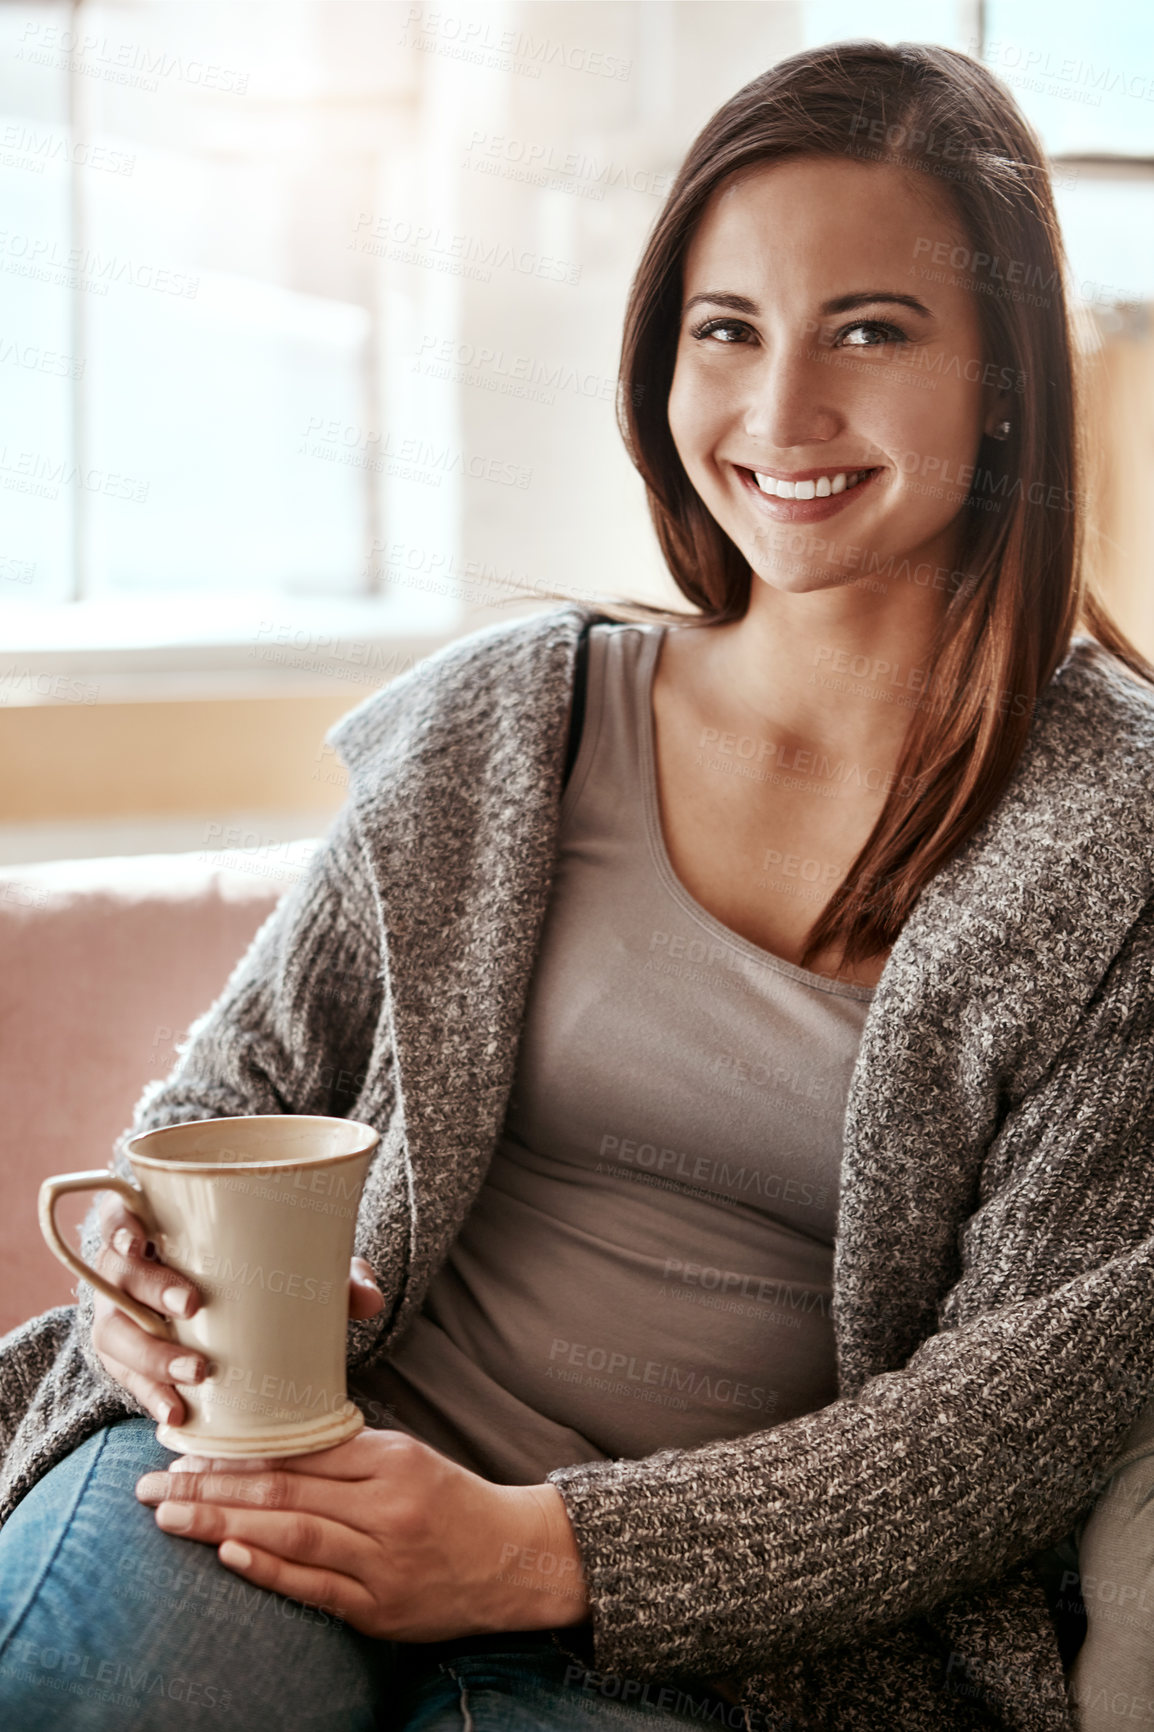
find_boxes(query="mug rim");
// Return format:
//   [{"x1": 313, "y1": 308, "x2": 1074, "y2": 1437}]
[{"x1": 124, "y1": 1113, "x2": 380, "y2": 1171}]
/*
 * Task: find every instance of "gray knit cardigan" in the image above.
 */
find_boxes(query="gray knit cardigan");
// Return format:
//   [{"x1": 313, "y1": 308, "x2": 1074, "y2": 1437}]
[{"x1": 3, "y1": 601, "x2": 1154, "y2": 1732}]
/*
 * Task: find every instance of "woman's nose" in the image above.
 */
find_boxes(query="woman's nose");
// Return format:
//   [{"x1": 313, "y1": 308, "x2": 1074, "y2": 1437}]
[{"x1": 741, "y1": 345, "x2": 840, "y2": 450}]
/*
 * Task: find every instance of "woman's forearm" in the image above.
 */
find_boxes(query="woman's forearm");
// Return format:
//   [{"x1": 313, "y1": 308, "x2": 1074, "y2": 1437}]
[{"x1": 545, "y1": 1238, "x2": 1154, "y2": 1680}]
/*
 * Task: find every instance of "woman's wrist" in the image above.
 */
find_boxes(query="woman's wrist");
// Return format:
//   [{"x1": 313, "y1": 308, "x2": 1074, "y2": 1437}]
[{"x1": 495, "y1": 1483, "x2": 590, "y2": 1630}]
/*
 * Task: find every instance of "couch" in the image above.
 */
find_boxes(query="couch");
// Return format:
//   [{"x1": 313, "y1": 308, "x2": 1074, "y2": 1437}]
[{"x1": 0, "y1": 846, "x2": 314, "y2": 1340}]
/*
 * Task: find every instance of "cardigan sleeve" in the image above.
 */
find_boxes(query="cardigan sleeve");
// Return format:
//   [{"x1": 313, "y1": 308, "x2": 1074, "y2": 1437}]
[
  {"x1": 545, "y1": 891, "x2": 1154, "y2": 1685},
  {"x1": 72, "y1": 798, "x2": 391, "y2": 1415}
]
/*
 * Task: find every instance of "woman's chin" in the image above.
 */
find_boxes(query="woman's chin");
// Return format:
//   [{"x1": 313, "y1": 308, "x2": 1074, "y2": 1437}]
[{"x1": 749, "y1": 565, "x2": 859, "y2": 596}]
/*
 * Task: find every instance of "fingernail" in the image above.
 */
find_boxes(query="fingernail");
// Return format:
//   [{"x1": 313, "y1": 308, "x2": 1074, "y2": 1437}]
[
  {"x1": 158, "y1": 1402, "x2": 180, "y2": 1426},
  {"x1": 170, "y1": 1356, "x2": 203, "y2": 1383},
  {"x1": 157, "y1": 1502, "x2": 193, "y2": 1531},
  {"x1": 112, "y1": 1228, "x2": 136, "y2": 1258},
  {"x1": 163, "y1": 1287, "x2": 192, "y2": 1317}
]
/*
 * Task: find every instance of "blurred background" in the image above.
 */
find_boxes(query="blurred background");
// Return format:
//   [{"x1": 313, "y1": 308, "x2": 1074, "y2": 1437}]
[{"x1": 0, "y1": 0, "x2": 1152, "y2": 866}]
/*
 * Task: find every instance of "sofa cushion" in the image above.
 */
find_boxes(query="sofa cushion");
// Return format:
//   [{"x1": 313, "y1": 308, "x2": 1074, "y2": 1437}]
[{"x1": 0, "y1": 847, "x2": 315, "y2": 1338}]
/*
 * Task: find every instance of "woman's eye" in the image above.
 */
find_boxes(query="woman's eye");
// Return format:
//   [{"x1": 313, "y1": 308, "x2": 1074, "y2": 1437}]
[
  {"x1": 689, "y1": 317, "x2": 752, "y2": 345},
  {"x1": 688, "y1": 316, "x2": 908, "y2": 349},
  {"x1": 837, "y1": 320, "x2": 908, "y2": 348}
]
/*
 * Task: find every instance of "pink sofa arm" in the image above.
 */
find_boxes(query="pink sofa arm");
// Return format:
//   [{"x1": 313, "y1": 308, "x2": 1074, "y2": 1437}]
[{"x1": 0, "y1": 846, "x2": 315, "y2": 1339}]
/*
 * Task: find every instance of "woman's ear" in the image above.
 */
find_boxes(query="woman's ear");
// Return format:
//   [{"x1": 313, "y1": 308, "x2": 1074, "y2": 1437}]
[{"x1": 982, "y1": 383, "x2": 1016, "y2": 442}]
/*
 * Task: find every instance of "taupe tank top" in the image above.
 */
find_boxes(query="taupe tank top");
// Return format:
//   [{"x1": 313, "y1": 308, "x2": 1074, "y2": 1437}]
[{"x1": 353, "y1": 623, "x2": 875, "y2": 1483}]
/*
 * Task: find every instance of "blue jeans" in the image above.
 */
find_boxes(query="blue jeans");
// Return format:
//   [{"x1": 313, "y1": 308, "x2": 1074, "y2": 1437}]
[{"x1": 0, "y1": 1418, "x2": 747, "y2": 1730}]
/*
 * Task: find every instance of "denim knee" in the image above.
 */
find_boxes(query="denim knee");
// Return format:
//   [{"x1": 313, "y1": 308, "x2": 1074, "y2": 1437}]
[{"x1": 0, "y1": 1417, "x2": 391, "y2": 1730}]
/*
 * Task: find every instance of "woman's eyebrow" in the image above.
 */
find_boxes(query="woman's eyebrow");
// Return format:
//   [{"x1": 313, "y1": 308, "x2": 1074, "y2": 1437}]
[
  {"x1": 682, "y1": 290, "x2": 759, "y2": 316},
  {"x1": 681, "y1": 289, "x2": 934, "y2": 318},
  {"x1": 822, "y1": 290, "x2": 933, "y2": 317}
]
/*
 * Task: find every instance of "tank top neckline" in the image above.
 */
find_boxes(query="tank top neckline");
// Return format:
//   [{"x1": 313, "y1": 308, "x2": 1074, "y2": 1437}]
[{"x1": 618, "y1": 621, "x2": 877, "y2": 1004}]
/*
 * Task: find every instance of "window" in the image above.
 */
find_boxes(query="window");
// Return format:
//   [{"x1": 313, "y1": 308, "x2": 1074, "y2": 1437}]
[
  {"x1": 0, "y1": 0, "x2": 463, "y2": 650},
  {"x1": 980, "y1": 2, "x2": 1154, "y2": 314}
]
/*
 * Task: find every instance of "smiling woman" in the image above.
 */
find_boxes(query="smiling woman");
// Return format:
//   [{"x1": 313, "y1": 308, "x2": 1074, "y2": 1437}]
[
  {"x1": 4, "y1": 35, "x2": 1154, "y2": 1732},
  {"x1": 644, "y1": 146, "x2": 1026, "y2": 987},
  {"x1": 608, "y1": 43, "x2": 1154, "y2": 989}
]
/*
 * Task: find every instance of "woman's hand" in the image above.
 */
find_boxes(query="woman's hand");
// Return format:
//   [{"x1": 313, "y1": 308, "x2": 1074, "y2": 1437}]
[
  {"x1": 134, "y1": 1427, "x2": 590, "y2": 1640},
  {"x1": 90, "y1": 1191, "x2": 385, "y2": 1426}
]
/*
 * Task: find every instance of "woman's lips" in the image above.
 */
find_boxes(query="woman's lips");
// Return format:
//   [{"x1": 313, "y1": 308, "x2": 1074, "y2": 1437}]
[{"x1": 735, "y1": 464, "x2": 884, "y2": 523}]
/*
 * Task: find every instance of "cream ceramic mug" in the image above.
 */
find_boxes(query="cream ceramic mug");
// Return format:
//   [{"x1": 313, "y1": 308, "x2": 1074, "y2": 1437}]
[{"x1": 38, "y1": 1114, "x2": 380, "y2": 1460}]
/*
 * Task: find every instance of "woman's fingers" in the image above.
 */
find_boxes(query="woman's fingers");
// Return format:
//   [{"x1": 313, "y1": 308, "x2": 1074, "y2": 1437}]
[
  {"x1": 96, "y1": 1193, "x2": 152, "y2": 1261},
  {"x1": 348, "y1": 1257, "x2": 384, "y2": 1320},
  {"x1": 92, "y1": 1292, "x2": 210, "y2": 1427},
  {"x1": 94, "y1": 1298, "x2": 204, "y2": 1381},
  {"x1": 148, "y1": 1493, "x2": 371, "y2": 1616},
  {"x1": 93, "y1": 1331, "x2": 186, "y2": 1427},
  {"x1": 138, "y1": 1464, "x2": 347, "y2": 1517},
  {"x1": 90, "y1": 1197, "x2": 208, "y2": 1425},
  {"x1": 97, "y1": 1196, "x2": 202, "y2": 1321}
]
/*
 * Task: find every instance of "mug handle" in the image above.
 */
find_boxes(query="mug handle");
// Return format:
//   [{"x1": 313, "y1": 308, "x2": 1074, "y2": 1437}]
[{"x1": 38, "y1": 1171, "x2": 173, "y2": 1341}]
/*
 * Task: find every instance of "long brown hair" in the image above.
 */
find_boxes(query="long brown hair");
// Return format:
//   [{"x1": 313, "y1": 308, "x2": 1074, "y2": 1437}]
[{"x1": 519, "y1": 40, "x2": 1154, "y2": 972}]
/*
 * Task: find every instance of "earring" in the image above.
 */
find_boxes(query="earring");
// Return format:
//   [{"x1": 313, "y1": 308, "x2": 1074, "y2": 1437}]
[{"x1": 990, "y1": 419, "x2": 1012, "y2": 441}]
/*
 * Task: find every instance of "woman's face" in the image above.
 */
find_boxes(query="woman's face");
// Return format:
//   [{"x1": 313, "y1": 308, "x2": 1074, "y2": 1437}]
[{"x1": 667, "y1": 154, "x2": 1009, "y2": 600}]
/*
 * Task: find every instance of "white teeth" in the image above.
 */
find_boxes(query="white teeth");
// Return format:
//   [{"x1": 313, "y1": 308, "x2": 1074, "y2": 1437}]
[{"x1": 752, "y1": 467, "x2": 870, "y2": 499}]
